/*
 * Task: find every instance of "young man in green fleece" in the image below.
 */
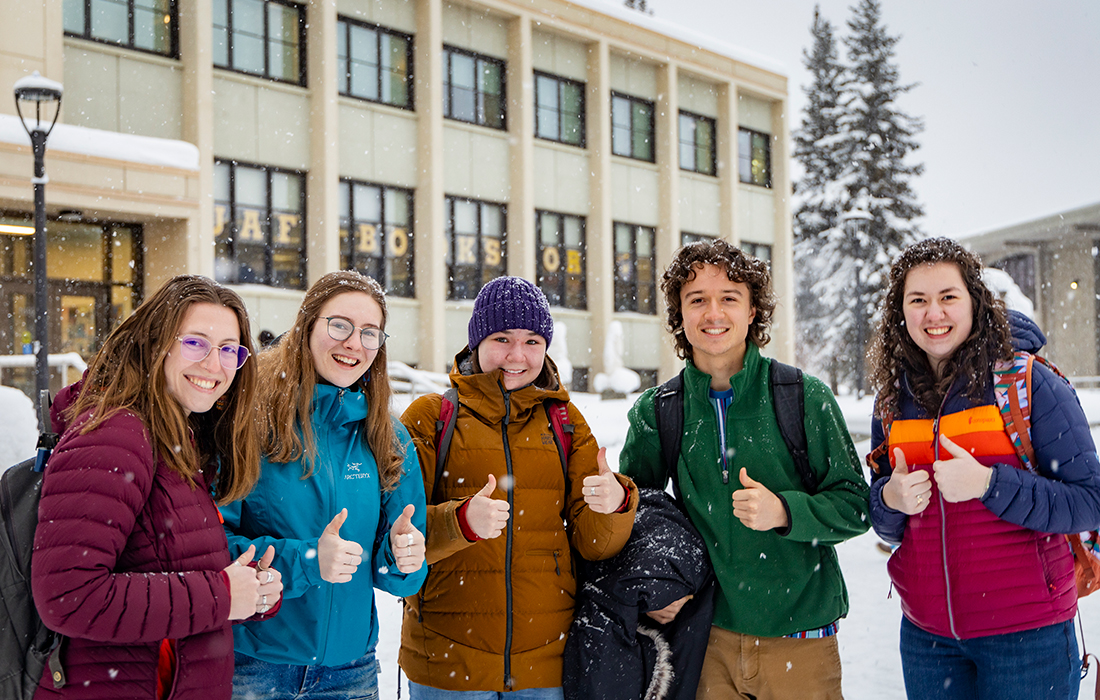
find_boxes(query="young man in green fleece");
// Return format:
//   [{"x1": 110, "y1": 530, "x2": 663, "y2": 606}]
[{"x1": 620, "y1": 239, "x2": 869, "y2": 700}]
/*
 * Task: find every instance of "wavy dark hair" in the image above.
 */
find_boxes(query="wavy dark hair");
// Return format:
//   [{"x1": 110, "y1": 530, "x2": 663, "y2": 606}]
[
  {"x1": 68, "y1": 275, "x2": 260, "y2": 505},
  {"x1": 661, "y1": 239, "x2": 776, "y2": 362},
  {"x1": 868, "y1": 237, "x2": 1013, "y2": 419},
  {"x1": 256, "y1": 270, "x2": 404, "y2": 491}
]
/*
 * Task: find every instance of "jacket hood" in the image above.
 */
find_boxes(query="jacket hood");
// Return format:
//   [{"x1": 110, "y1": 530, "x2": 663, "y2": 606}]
[{"x1": 1007, "y1": 309, "x2": 1046, "y2": 354}]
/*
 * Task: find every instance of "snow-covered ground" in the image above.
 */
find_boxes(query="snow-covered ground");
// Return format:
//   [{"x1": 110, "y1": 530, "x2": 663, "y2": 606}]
[{"x1": 4, "y1": 385, "x2": 1100, "y2": 698}]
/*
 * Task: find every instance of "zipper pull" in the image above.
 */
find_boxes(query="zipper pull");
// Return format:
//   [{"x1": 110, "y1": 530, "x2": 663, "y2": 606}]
[
  {"x1": 552, "y1": 550, "x2": 561, "y2": 576},
  {"x1": 722, "y1": 468, "x2": 729, "y2": 485}
]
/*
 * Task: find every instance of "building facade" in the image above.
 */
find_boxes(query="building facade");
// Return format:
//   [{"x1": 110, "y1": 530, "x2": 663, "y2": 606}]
[{"x1": 0, "y1": 0, "x2": 792, "y2": 393}]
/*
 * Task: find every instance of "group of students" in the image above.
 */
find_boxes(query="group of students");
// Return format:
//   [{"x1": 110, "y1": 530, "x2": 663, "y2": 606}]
[{"x1": 28, "y1": 235, "x2": 1100, "y2": 700}]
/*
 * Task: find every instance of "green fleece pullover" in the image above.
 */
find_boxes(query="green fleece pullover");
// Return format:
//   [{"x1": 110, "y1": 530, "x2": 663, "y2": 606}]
[{"x1": 620, "y1": 344, "x2": 869, "y2": 637}]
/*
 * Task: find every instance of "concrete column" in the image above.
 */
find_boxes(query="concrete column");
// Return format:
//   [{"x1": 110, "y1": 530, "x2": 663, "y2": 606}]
[
  {"x1": 507, "y1": 14, "x2": 534, "y2": 281},
  {"x1": 717, "y1": 82, "x2": 737, "y2": 244},
  {"x1": 770, "y1": 98, "x2": 794, "y2": 364},
  {"x1": 587, "y1": 39, "x2": 612, "y2": 377},
  {"x1": 416, "y1": 0, "x2": 447, "y2": 372},
  {"x1": 305, "y1": 0, "x2": 339, "y2": 283},
  {"x1": 179, "y1": 0, "x2": 215, "y2": 277},
  {"x1": 656, "y1": 62, "x2": 680, "y2": 381}
]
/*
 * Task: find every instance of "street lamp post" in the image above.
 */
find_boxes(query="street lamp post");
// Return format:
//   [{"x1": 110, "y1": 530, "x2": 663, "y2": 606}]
[
  {"x1": 841, "y1": 207, "x2": 873, "y2": 398},
  {"x1": 14, "y1": 71, "x2": 63, "y2": 432}
]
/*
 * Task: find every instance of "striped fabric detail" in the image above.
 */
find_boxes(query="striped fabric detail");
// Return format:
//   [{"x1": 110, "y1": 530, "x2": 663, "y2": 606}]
[
  {"x1": 785, "y1": 621, "x2": 839, "y2": 639},
  {"x1": 993, "y1": 353, "x2": 1035, "y2": 473},
  {"x1": 887, "y1": 405, "x2": 1018, "y2": 469}
]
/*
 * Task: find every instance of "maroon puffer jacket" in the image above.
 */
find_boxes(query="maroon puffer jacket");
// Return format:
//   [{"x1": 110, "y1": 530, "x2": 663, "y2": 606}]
[{"x1": 32, "y1": 388, "x2": 235, "y2": 700}]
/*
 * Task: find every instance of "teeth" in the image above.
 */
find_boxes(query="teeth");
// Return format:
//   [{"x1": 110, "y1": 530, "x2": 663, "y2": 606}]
[
  {"x1": 334, "y1": 355, "x2": 359, "y2": 366},
  {"x1": 926, "y1": 327, "x2": 950, "y2": 337},
  {"x1": 189, "y1": 377, "x2": 215, "y2": 390},
  {"x1": 503, "y1": 369, "x2": 524, "y2": 375},
  {"x1": 703, "y1": 329, "x2": 726, "y2": 335}
]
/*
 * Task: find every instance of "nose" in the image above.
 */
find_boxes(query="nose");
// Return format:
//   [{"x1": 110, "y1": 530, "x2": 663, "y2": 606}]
[
  {"x1": 341, "y1": 330, "x2": 363, "y2": 350},
  {"x1": 200, "y1": 346, "x2": 223, "y2": 373}
]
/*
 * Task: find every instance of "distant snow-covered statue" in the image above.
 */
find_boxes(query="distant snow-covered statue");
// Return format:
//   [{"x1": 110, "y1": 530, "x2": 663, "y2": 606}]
[
  {"x1": 594, "y1": 321, "x2": 640, "y2": 396},
  {"x1": 549, "y1": 321, "x2": 573, "y2": 390},
  {"x1": 983, "y1": 267, "x2": 1035, "y2": 318}
]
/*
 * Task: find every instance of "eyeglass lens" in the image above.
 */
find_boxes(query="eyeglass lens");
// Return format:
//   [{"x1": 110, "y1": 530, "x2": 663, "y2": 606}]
[
  {"x1": 178, "y1": 336, "x2": 250, "y2": 369},
  {"x1": 326, "y1": 317, "x2": 386, "y2": 350}
]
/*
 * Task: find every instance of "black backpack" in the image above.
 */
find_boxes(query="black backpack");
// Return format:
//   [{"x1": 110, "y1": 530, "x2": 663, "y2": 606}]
[
  {"x1": 653, "y1": 359, "x2": 815, "y2": 502},
  {"x1": 0, "y1": 395, "x2": 66, "y2": 700}
]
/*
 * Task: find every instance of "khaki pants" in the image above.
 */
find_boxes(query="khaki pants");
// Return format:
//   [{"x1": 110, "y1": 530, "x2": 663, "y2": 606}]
[{"x1": 695, "y1": 625, "x2": 844, "y2": 700}]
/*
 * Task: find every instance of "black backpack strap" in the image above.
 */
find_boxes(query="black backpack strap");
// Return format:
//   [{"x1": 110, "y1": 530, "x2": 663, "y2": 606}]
[
  {"x1": 430, "y1": 388, "x2": 459, "y2": 506},
  {"x1": 654, "y1": 370, "x2": 685, "y2": 502},
  {"x1": 769, "y1": 360, "x2": 815, "y2": 493}
]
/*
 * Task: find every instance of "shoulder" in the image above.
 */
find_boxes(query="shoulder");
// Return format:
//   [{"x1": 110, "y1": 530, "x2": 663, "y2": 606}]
[
  {"x1": 627, "y1": 386, "x2": 660, "y2": 422},
  {"x1": 800, "y1": 371, "x2": 838, "y2": 407},
  {"x1": 400, "y1": 393, "x2": 444, "y2": 435},
  {"x1": 58, "y1": 407, "x2": 153, "y2": 457}
]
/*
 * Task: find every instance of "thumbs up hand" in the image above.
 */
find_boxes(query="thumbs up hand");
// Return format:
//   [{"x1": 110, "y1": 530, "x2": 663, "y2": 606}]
[
  {"x1": 882, "y1": 448, "x2": 932, "y2": 515},
  {"x1": 933, "y1": 434, "x2": 993, "y2": 504},
  {"x1": 582, "y1": 448, "x2": 627, "y2": 514},
  {"x1": 732, "y1": 467, "x2": 788, "y2": 531},
  {"x1": 318, "y1": 508, "x2": 365, "y2": 583},
  {"x1": 389, "y1": 504, "x2": 425, "y2": 574},
  {"x1": 465, "y1": 474, "x2": 511, "y2": 540}
]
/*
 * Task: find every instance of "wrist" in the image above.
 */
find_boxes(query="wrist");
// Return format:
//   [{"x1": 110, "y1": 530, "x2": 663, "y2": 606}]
[
  {"x1": 456, "y1": 499, "x2": 483, "y2": 542},
  {"x1": 981, "y1": 467, "x2": 994, "y2": 498}
]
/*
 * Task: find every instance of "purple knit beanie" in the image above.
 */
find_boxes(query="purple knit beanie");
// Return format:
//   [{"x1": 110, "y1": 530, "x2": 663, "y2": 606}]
[{"x1": 468, "y1": 276, "x2": 554, "y2": 350}]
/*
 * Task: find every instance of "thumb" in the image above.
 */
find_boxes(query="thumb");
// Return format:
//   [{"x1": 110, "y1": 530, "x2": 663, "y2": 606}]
[
  {"x1": 475, "y1": 474, "x2": 497, "y2": 498},
  {"x1": 738, "y1": 467, "x2": 760, "y2": 488},
  {"x1": 393, "y1": 504, "x2": 416, "y2": 533},
  {"x1": 938, "y1": 433, "x2": 967, "y2": 458},
  {"x1": 892, "y1": 448, "x2": 910, "y2": 475},
  {"x1": 234, "y1": 544, "x2": 256, "y2": 566},
  {"x1": 323, "y1": 508, "x2": 348, "y2": 538},
  {"x1": 597, "y1": 447, "x2": 612, "y2": 476},
  {"x1": 258, "y1": 545, "x2": 276, "y2": 571}
]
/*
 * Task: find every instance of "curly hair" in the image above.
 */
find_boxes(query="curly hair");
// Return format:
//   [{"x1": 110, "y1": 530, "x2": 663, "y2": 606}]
[
  {"x1": 68, "y1": 275, "x2": 260, "y2": 505},
  {"x1": 661, "y1": 239, "x2": 776, "y2": 362},
  {"x1": 868, "y1": 237, "x2": 1013, "y2": 419},
  {"x1": 256, "y1": 270, "x2": 405, "y2": 492}
]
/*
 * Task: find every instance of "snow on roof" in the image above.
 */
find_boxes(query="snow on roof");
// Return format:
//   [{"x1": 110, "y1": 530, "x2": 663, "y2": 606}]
[
  {"x1": 561, "y1": 0, "x2": 787, "y2": 77},
  {"x1": 0, "y1": 113, "x2": 199, "y2": 171}
]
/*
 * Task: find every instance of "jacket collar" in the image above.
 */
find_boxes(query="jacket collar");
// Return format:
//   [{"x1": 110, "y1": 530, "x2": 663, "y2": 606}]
[
  {"x1": 311, "y1": 381, "x2": 368, "y2": 428},
  {"x1": 682, "y1": 343, "x2": 763, "y2": 402}
]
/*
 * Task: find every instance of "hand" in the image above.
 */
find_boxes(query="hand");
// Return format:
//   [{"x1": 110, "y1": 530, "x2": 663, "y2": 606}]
[
  {"x1": 933, "y1": 434, "x2": 993, "y2": 503},
  {"x1": 465, "y1": 474, "x2": 510, "y2": 539},
  {"x1": 646, "y1": 595, "x2": 692, "y2": 625},
  {"x1": 732, "y1": 468, "x2": 788, "y2": 531},
  {"x1": 225, "y1": 545, "x2": 261, "y2": 620},
  {"x1": 582, "y1": 448, "x2": 627, "y2": 514},
  {"x1": 254, "y1": 545, "x2": 283, "y2": 615},
  {"x1": 882, "y1": 448, "x2": 932, "y2": 514},
  {"x1": 318, "y1": 508, "x2": 364, "y2": 584},
  {"x1": 389, "y1": 504, "x2": 425, "y2": 574}
]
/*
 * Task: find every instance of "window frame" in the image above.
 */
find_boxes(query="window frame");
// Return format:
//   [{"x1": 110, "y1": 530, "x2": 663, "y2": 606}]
[
  {"x1": 681, "y1": 231, "x2": 715, "y2": 247},
  {"x1": 535, "y1": 209, "x2": 587, "y2": 310},
  {"x1": 213, "y1": 0, "x2": 306, "y2": 87},
  {"x1": 63, "y1": 0, "x2": 180, "y2": 58},
  {"x1": 338, "y1": 178, "x2": 415, "y2": 298},
  {"x1": 445, "y1": 195, "x2": 508, "y2": 301},
  {"x1": 442, "y1": 45, "x2": 507, "y2": 130},
  {"x1": 679, "y1": 109, "x2": 717, "y2": 176},
  {"x1": 214, "y1": 158, "x2": 308, "y2": 290},
  {"x1": 336, "y1": 16, "x2": 414, "y2": 110},
  {"x1": 613, "y1": 221, "x2": 657, "y2": 315},
  {"x1": 738, "y1": 127, "x2": 772, "y2": 188},
  {"x1": 739, "y1": 241, "x2": 772, "y2": 262},
  {"x1": 610, "y1": 91, "x2": 655, "y2": 163},
  {"x1": 533, "y1": 70, "x2": 586, "y2": 148}
]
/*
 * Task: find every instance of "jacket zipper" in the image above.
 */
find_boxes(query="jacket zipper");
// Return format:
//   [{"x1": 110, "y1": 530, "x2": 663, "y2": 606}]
[
  {"x1": 501, "y1": 385, "x2": 515, "y2": 690},
  {"x1": 318, "y1": 388, "x2": 345, "y2": 661},
  {"x1": 932, "y1": 404, "x2": 960, "y2": 640}
]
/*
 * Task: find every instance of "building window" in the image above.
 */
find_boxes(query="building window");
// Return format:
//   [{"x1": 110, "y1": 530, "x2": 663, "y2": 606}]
[
  {"x1": 679, "y1": 111, "x2": 716, "y2": 175},
  {"x1": 214, "y1": 159, "x2": 306, "y2": 289},
  {"x1": 994, "y1": 253, "x2": 1036, "y2": 305},
  {"x1": 738, "y1": 127, "x2": 771, "y2": 187},
  {"x1": 740, "y1": 241, "x2": 772, "y2": 262},
  {"x1": 446, "y1": 196, "x2": 506, "y2": 300},
  {"x1": 443, "y1": 47, "x2": 505, "y2": 129},
  {"x1": 536, "y1": 211, "x2": 586, "y2": 309},
  {"x1": 681, "y1": 231, "x2": 715, "y2": 247},
  {"x1": 614, "y1": 222, "x2": 656, "y2": 314},
  {"x1": 213, "y1": 0, "x2": 304, "y2": 85},
  {"x1": 634, "y1": 368, "x2": 659, "y2": 390},
  {"x1": 63, "y1": 0, "x2": 178, "y2": 56},
  {"x1": 611, "y1": 93, "x2": 654, "y2": 162},
  {"x1": 570, "y1": 367, "x2": 589, "y2": 393},
  {"x1": 534, "y1": 71, "x2": 584, "y2": 147},
  {"x1": 339, "y1": 180, "x2": 414, "y2": 298},
  {"x1": 337, "y1": 17, "x2": 412, "y2": 109}
]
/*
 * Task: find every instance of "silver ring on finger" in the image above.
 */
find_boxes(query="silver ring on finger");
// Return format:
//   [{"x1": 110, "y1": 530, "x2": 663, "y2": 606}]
[
  {"x1": 259, "y1": 603, "x2": 270, "y2": 613},
  {"x1": 261, "y1": 594, "x2": 267, "y2": 606},
  {"x1": 265, "y1": 570, "x2": 274, "y2": 584},
  {"x1": 406, "y1": 533, "x2": 415, "y2": 547},
  {"x1": 406, "y1": 546, "x2": 412, "y2": 556}
]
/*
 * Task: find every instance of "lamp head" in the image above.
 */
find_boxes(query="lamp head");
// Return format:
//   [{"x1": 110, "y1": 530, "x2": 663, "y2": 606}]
[{"x1": 13, "y1": 71, "x2": 63, "y2": 138}]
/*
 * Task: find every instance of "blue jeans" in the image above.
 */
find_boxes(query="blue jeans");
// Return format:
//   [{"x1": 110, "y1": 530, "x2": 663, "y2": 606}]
[
  {"x1": 232, "y1": 650, "x2": 380, "y2": 700},
  {"x1": 900, "y1": 617, "x2": 1080, "y2": 700},
  {"x1": 407, "y1": 681, "x2": 564, "y2": 700}
]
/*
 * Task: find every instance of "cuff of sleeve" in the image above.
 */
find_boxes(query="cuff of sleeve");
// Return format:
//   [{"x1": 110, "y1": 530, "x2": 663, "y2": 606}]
[
  {"x1": 980, "y1": 465, "x2": 998, "y2": 501},
  {"x1": 457, "y1": 499, "x2": 483, "y2": 542},
  {"x1": 773, "y1": 494, "x2": 793, "y2": 537}
]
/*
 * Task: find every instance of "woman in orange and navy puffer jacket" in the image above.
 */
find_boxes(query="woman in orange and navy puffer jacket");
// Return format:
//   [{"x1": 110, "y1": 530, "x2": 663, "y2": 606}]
[{"x1": 867, "y1": 238, "x2": 1100, "y2": 700}]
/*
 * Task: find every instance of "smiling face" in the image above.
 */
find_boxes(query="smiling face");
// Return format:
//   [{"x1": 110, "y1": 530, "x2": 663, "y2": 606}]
[
  {"x1": 679, "y1": 263, "x2": 756, "y2": 383},
  {"x1": 163, "y1": 302, "x2": 241, "y2": 416},
  {"x1": 903, "y1": 262, "x2": 974, "y2": 378},
  {"x1": 309, "y1": 291, "x2": 384, "y2": 388},
  {"x1": 476, "y1": 329, "x2": 548, "y2": 391}
]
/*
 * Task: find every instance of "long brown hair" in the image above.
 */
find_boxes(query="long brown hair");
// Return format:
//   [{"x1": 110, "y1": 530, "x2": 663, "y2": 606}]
[
  {"x1": 256, "y1": 270, "x2": 404, "y2": 491},
  {"x1": 68, "y1": 275, "x2": 260, "y2": 504},
  {"x1": 868, "y1": 237, "x2": 1013, "y2": 418},
  {"x1": 661, "y1": 239, "x2": 776, "y2": 362}
]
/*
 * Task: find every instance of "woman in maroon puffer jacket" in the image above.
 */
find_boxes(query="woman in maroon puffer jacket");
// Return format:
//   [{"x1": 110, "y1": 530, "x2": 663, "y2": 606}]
[{"x1": 31, "y1": 275, "x2": 283, "y2": 700}]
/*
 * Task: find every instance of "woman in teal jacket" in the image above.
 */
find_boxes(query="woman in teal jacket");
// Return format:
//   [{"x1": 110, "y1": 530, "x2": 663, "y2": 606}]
[{"x1": 222, "y1": 270, "x2": 427, "y2": 699}]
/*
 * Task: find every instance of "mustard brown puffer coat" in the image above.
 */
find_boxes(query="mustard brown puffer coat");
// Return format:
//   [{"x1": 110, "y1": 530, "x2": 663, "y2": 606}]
[{"x1": 399, "y1": 350, "x2": 638, "y2": 691}]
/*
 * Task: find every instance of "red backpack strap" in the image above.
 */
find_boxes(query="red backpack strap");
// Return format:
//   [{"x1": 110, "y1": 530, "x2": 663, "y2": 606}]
[
  {"x1": 866, "y1": 412, "x2": 895, "y2": 474},
  {"x1": 544, "y1": 400, "x2": 573, "y2": 482},
  {"x1": 431, "y1": 388, "x2": 460, "y2": 505},
  {"x1": 993, "y1": 351, "x2": 1037, "y2": 473}
]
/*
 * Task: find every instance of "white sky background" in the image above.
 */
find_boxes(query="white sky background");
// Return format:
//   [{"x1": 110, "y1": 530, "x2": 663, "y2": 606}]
[{"x1": 639, "y1": 0, "x2": 1100, "y2": 238}]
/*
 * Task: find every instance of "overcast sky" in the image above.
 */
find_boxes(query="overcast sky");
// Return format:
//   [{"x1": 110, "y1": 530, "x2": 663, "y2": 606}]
[{"x1": 640, "y1": 0, "x2": 1100, "y2": 238}]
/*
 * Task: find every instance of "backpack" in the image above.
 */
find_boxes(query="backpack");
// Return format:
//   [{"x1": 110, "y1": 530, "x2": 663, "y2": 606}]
[
  {"x1": 0, "y1": 396, "x2": 66, "y2": 700},
  {"x1": 430, "y1": 386, "x2": 573, "y2": 505},
  {"x1": 652, "y1": 359, "x2": 813, "y2": 503}
]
